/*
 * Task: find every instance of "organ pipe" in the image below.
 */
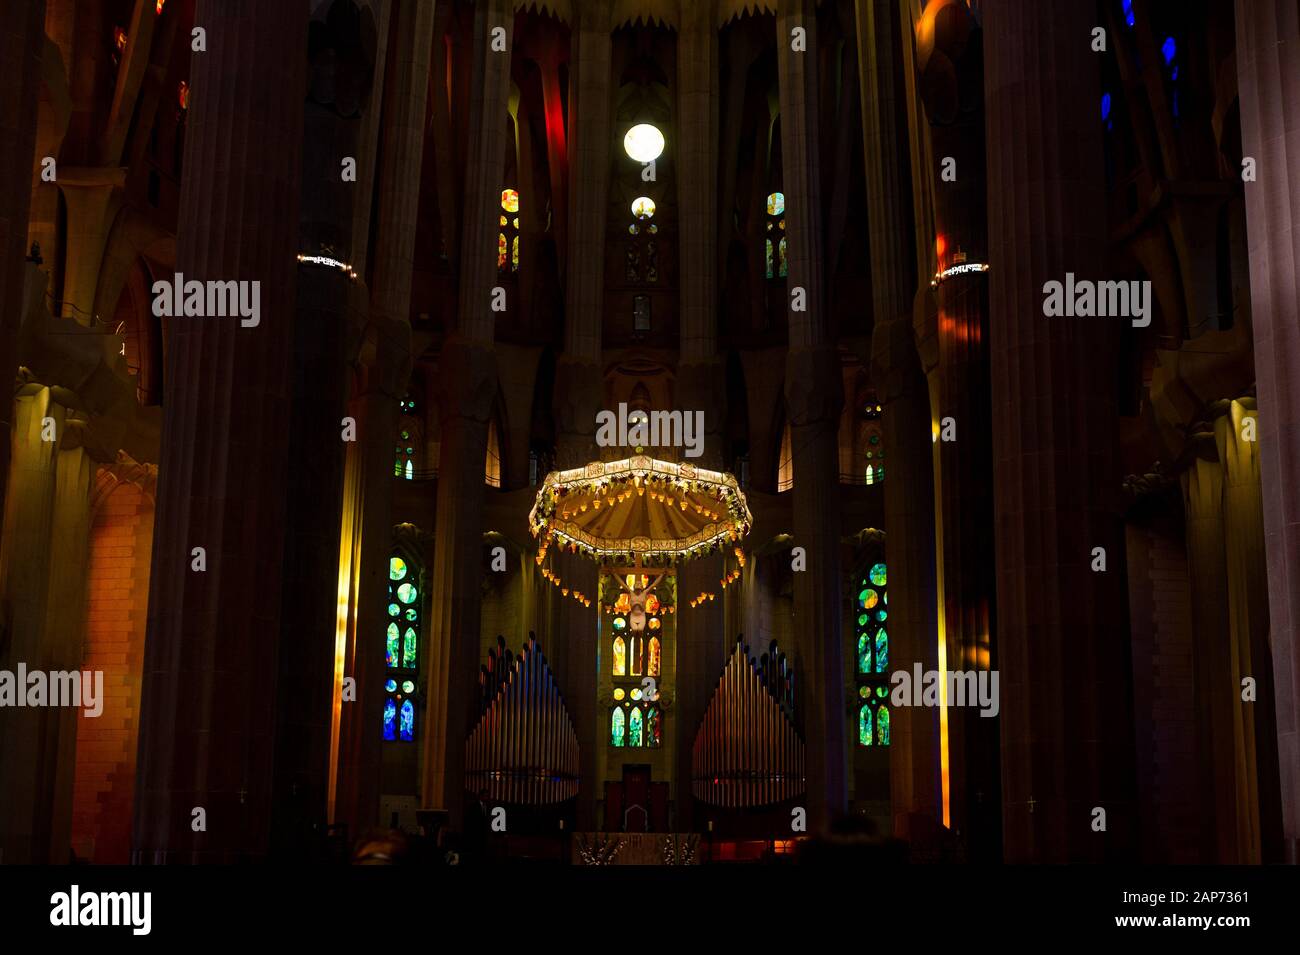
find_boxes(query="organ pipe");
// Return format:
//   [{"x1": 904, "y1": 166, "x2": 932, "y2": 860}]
[
  {"x1": 465, "y1": 632, "x2": 580, "y2": 804},
  {"x1": 691, "y1": 637, "x2": 805, "y2": 808}
]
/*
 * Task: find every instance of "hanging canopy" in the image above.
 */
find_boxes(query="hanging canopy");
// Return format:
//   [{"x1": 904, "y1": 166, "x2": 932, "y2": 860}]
[{"x1": 529, "y1": 456, "x2": 752, "y2": 566}]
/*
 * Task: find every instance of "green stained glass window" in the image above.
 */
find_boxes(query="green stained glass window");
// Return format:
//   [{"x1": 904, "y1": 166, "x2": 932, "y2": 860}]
[
  {"x1": 403, "y1": 628, "x2": 417, "y2": 668},
  {"x1": 611, "y1": 707, "x2": 626, "y2": 747},
  {"x1": 388, "y1": 602, "x2": 400, "y2": 616},
  {"x1": 386, "y1": 623, "x2": 399, "y2": 668},
  {"x1": 628, "y1": 707, "x2": 643, "y2": 747},
  {"x1": 855, "y1": 559, "x2": 889, "y2": 746},
  {"x1": 390, "y1": 557, "x2": 407, "y2": 580},
  {"x1": 397, "y1": 583, "x2": 417, "y2": 604}
]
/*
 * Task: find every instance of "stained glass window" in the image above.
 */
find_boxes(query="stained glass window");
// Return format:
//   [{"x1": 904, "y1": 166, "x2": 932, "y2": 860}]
[
  {"x1": 628, "y1": 707, "x2": 644, "y2": 747},
  {"x1": 625, "y1": 196, "x2": 659, "y2": 284},
  {"x1": 856, "y1": 560, "x2": 889, "y2": 746},
  {"x1": 384, "y1": 549, "x2": 420, "y2": 742},
  {"x1": 608, "y1": 571, "x2": 669, "y2": 747},
  {"x1": 395, "y1": 395, "x2": 420, "y2": 479},
  {"x1": 498, "y1": 189, "x2": 520, "y2": 272},
  {"x1": 765, "y1": 192, "x2": 788, "y2": 280}
]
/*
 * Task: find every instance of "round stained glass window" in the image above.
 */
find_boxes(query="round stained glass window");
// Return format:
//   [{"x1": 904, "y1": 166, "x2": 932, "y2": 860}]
[
  {"x1": 870, "y1": 563, "x2": 887, "y2": 586},
  {"x1": 766, "y1": 192, "x2": 785, "y2": 216},
  {"x1": 386, "y1": 679, "x2": 397, "y2": 692},
  {"x1": 859, "y1": 588, "x2": 879, "y2": 610},
  {"x1": 501, "y1": 188, "x2": 519, "y2": 213},
  {"x1": 397, "y1": 583, "x2": 418, "y2": 604},
  {"x1": 631, "y1": 688, "x2": 642, "y2": 701},
  {"x1": 631, "y1": 196, "x2": 656, "y2": 219},
  {"x1": 877, "y1": 609, "x2": 887, "y2": 622},
  {"x1": 859, "y1": 685, "x2": 870, "y2": 699},
  {"x1": 388, "y1": 603, "x2": 400, "y2": 617},
  {"x1": 858, "y1": 613, "x2": 869, "y2": 626},
  {"x1": 648, "y1": 617, "x2": 661, "y2": 631},
  {"x1": 390, "y1": 557, "x2": 407, "y2": 580},
  {"x1": 402, "y1": 680, "x2": 415, "y2": 694},
  {"x1": 405, "y1": 608, "x2": 417, "y2": 621},
  {"x1": 612, "y1": 616, "x2": 627, "y2": 631},
  {"x1": 614, "y1": 688, "x2": 625, "y2": 701}
]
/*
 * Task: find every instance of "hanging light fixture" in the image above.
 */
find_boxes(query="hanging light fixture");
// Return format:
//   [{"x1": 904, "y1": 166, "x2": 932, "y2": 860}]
[{"x1": 623, "y1": 123, "x2": 665, "y2": 163}]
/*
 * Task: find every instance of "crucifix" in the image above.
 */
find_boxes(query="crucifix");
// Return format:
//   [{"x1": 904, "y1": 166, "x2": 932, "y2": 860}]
[{"x1": 621, "y1": 558, "x2": 667, "y2": 635}]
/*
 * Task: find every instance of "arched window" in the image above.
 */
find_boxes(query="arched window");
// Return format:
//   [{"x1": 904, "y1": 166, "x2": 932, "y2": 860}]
[
  {"x1": 498, "y1": 189, "x2": 519, "y2": 272},
  {"x1": 611, "y1": 707, "x2": 626, "y2": 747},
  {"x1": 612, "y1": 635, "x2": 627, "y2": 676},
  {"x1": 1160, "y1": 35, "x2": 1180, "y2": 122},
  {"x1": 765, "y1": 192, "x2": 787, "y2": 279},
  {"x1": 384, "y1": 551, "x2": 421, "y2": 742},
  {"x1": 395, "y1": 394, "x2": 421, "y2": 480},
  {"x1": 777, "y1": 422, "x2": 793, "y2": 492},
  {"x1": 856, "y1": 560, "x2": 889, "y2": 746},
  {"x1": 862, "y1": 399, "x2": 884, "y2": 485},
  {"x1": 484, "y1": 418, "x2": 502, "y2": 488},
  {"x1": 625, "y1": 196, "x2": 659, "y2": 284},
  {"x1": 608, "y1": 572, "x2": 668, "y2": 747}
]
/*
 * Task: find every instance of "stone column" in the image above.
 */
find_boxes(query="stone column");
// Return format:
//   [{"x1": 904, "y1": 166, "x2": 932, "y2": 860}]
[
  {"x1": 0, "y1": 385, "x2": 64, "y2": 863},
  {"x1": 555, "y1": 4, "x2": 612, "y2": 468},
  {"x1": 984, "y1": 0, "x2": 1137, "y2": 862},
  {"x1": 37, "y1": 434, "x2": 96, "y2": 864},
  {"x1": 1234, "y1": 0, "x2": 1300, "y2": 863},
  {"x1": 0, "y1": 0, "x2": 46, "y2": 530},
  {"x1": 1213, "y1": 398, "x2": 1283, "y2": 861},
  {"x1": 677, "y1": 8, "x2": 725, "y2": 465},
  {"x1": 1181, "y1": 447, "x2": 1239, "y2": 862},
  {"x1": 333, "y1": 0, "x2": 435, "y2": 838},
  {"x1": 132, "y1": 0, "x2": 308, "y2": 863},
  {"x1": 777, "y1": 0, "x2": 847, "y2": 830},
  {"x1": 857, "y1": 0, "x2": 944, "y2": 843},
  {"x1": 421, "y1": 1, "x2": 510, "y2": 829}
]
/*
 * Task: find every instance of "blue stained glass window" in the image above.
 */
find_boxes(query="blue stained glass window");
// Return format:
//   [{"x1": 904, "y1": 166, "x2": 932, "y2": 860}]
[
  {"x1": 385, "y1": 548, "x2": 420, "y2": 741},
  {"x1": 1161, "y1": 36, "x2": 1176, "y2": 65},
  {"x1": 399, "y1": 700, "x2": 415, "y2": 742},
  {"x1": 1101, "y1": 93, "x2": 1112, "y2": 122},
  {"x1": 1122, "y1": 0, "x2": 1134, "y2": 27},
  {"x1": 383, "y1": 699, "x2": 398, "y2": 741}
]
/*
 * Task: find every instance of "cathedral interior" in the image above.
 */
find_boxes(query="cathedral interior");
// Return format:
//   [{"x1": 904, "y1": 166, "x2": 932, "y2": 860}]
[{"x1": 0, "y1": 0, "x2": 1297, "y2": 868}]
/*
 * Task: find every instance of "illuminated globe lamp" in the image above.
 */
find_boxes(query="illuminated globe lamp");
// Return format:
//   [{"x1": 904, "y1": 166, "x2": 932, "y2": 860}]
[{"x1": 623, "y1": 123, "x2": 665, "y2": 163}]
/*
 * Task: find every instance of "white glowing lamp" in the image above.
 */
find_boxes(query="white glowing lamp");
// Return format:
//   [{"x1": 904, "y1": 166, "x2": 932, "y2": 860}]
[{"x1": 623, "y1": 123, "x2": 665, "y2": 163}]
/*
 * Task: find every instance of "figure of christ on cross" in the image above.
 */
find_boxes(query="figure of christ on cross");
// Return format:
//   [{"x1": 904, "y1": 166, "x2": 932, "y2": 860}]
[{"x1": 622, "y1": 561, "x2": 667, "y2": 634}]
